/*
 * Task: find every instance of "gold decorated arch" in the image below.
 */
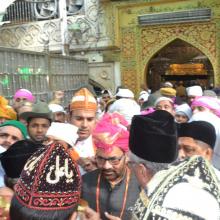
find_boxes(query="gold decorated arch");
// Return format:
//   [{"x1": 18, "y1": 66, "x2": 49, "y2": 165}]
[
  {"x1": 120, "y1": 21, "x2": 218, "y2": 95},
  {"x1": 141, "y1": 24, "x2": 216, "y2": 81}
]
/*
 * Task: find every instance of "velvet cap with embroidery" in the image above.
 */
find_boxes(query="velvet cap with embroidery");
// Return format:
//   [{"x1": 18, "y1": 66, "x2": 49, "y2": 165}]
[
  {"x1": 132, "y1": 156, "x2": 220, "y2": 220},
  {"x1": 70, "y1": 88, "x2": 97, "y2": 112},
  {"x1": 14, "y1": 141, "x2": 81, "y2": 211},
  {"x1": 93, "y1": 112, "x2": 129, "y2": 153}
]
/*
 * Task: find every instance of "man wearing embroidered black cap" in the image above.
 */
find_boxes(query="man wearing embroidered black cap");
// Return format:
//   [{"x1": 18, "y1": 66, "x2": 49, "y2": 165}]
[{"x1": 10, "y1": 140, "x2": 81, "y2": 220}]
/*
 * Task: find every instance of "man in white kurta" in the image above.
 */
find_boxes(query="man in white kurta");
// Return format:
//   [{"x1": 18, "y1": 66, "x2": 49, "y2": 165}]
[{"x1": 69, "y1": 88, "x2": 97, "y2": 174}]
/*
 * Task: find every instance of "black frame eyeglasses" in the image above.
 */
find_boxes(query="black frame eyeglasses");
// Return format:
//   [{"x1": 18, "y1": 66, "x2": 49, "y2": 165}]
[{"x1": 95, "y1": 154, "x2": 125, "y2": 166}]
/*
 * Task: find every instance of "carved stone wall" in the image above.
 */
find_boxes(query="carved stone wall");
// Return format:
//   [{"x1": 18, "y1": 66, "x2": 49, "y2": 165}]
[
  {"x1": 0, "y1": 0, "x2": 111, "y2": 52},
  {"x1": 0, "y1": 0, "x2": 116, "y2": 92},
  {"x1": 114, "y1": 0, "x2": 220, "y2": 94},
  {"x1": 89, "y1": 62, "x2": 115, "y2": 92},
  {"x1": 2, "y1": 0, "x2": 220, "y2": 93}
]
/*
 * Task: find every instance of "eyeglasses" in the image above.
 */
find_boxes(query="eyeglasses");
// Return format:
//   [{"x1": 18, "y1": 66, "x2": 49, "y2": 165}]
[{"x1": 95, "y1": 154, "x2": 125, "y2": 166}]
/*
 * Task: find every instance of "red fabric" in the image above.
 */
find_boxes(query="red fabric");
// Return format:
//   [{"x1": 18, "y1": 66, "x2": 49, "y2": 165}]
[{"x1": 14, "y1": 141, "x2": 81, "y2": 211}]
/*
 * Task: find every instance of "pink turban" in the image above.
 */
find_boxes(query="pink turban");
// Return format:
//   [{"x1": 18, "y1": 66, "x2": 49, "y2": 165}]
[
  {"x1": 14, "y1": 89, "x2": 35, "y2": 102},
  {"x1": 191, "y1": 96, "x2": 220, "y2": 117},
  {"x1": 141, "y1": 107, "x2": 155, "y2": 115},
  {"x1": 93, "y1": 112, "x2": 129, "y2": 153}
]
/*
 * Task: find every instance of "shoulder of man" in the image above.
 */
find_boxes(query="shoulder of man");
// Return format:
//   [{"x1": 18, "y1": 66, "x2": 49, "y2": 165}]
[{"x1": 82, "y1": 169, "x2": 100, "y2": 183}]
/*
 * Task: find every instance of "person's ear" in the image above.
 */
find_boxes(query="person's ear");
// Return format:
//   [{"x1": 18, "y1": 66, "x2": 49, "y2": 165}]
[
  {"x1": 125, "y1": 153, "x2": 129, "y2": 163},
  {"x1": 205, "y1": 148, "x2": 213, "y2": 161},
  {"x1": 138, "y1": 163, "x2": 153, "y2": 187}
]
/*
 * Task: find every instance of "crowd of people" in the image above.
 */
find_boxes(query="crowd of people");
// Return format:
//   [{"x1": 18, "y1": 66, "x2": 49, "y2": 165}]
[{"x1": 0, "y1": 82, "x2": 219, "y2": 220}]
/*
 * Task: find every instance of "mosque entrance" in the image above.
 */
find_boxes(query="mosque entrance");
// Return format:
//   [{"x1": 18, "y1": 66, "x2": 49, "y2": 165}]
[{"x1": 146, "y1": 39, "x2": 214, "y2": 92}]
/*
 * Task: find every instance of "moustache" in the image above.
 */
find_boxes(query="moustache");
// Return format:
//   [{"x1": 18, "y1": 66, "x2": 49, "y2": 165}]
[
  {"x1": 78, "y1": 128, "x2": 89, "y2": 132},
  {"x1": 102, "y1": 169, "x2": 115, "y2": 173}
]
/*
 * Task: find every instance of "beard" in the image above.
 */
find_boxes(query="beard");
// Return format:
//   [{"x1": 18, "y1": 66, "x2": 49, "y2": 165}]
[{"x1": 101, "y1": 163, "x2": 127, "y2": 183}]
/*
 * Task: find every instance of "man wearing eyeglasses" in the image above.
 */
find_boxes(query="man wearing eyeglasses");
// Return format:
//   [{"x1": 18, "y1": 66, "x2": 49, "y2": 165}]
[{"x1": 81, "y1": 113, "x2": 141, "y2": 220}]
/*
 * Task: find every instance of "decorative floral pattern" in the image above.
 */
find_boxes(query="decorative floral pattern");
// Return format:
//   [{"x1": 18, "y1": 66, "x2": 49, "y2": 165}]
[
  {"x1": 118, "y1": 1, "x2": 220, "y2": 92},
  {"x1": 14, "y1": 142, "x2": 81, "y2": 211}
]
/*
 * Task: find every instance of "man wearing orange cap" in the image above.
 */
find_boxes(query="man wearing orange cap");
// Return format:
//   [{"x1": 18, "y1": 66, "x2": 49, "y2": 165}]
[{"x1": 69, "y1": 88, "x2": 98, "y2": 173}]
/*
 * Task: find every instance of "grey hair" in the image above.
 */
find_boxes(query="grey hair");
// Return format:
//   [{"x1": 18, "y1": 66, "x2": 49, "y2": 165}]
[
  {"x1": 128, "y1": 151, "x2": 170, "y2": 175},
  {"x1": 194, "y1": 140, "x2": 212, "y2": 150}
]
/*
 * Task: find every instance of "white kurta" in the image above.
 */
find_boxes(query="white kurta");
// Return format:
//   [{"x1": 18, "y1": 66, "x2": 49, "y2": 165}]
[
  {"x1": 74, "y1": 135, "x2": 95, "y2": 175},
  {"x1": 74, "y1": 135, "x2": 95, "y2": 158}
]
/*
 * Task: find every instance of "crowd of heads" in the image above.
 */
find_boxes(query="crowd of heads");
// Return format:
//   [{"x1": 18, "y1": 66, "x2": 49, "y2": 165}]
[{"x1": 0, "y1": 83, "x2": 219, "y2": 219}]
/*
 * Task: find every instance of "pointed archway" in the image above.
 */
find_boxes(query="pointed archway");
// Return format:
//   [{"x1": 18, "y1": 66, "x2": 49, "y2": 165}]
[{"x1": 146, "y1": 39, "x2": 214, "y2": 92}]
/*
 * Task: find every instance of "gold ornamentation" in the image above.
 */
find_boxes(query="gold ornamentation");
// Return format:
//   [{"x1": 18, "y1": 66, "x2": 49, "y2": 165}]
[
  {"x1": 121, "y1": 21, "x2": 217, "y2": 94},
  {"x1": 122, "y1": 69, "x2": 137, "y2": 92},
  {"x1": 121, "y1": 28, "x2": 136, "y2": 59}
]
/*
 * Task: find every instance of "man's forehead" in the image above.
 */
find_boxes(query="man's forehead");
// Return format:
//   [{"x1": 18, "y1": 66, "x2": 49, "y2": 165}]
[
  {"x1": 157, "y1": 100, "x2": 173, "y2": 105},
  {"x1": 28, "y1": 118, "x2": 50, "y2": 123},
  {"x1": 71, "y1": 110, "x2": 96, "y2": 117},
  {"x1": 15, "y1": 96, "x2": 27, "y2": 100},
  {"x1": 178, "y1": 136, "x2": 195, "y2": 144},
  {"x1": 96, "y1": 146, "x2": 124, "y2": 156},
  {"x1": 0, "y1": 125, "x2": 21, "y2": 133}
]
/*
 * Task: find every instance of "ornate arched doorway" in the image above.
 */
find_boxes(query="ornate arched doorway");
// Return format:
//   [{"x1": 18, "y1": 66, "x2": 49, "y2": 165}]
[{"x1": 146, "y1": 39, "x2": 214, "y2": 92}]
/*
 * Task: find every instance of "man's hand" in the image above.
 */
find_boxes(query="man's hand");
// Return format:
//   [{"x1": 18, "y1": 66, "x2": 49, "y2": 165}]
[
  {"x1": 80, "y1": 206, "x2": 101, "y2": 220},
  {"x1": 104, "y1": 212, "x2": 121, "y2": 220},
  {"x1": 0, "y1": 186, "x2": 14, "y2": 203}
]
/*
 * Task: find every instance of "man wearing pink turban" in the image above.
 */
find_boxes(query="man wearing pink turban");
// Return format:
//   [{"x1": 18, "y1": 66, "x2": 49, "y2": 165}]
[
  {"x1": 81, "y1": 112, "x2": 141, "y2": 220},
  {"x1": 191, "y1": 96, "x2": 220, "y2": 117},
  {"x1": 13, "y1": 89, "x2": 35, "y2": 112}
]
